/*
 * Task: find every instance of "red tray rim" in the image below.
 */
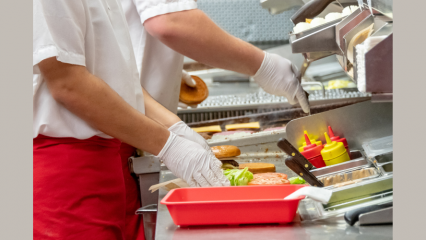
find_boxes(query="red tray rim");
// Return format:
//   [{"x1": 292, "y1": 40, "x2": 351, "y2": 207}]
[{"x1": 160, "y1": 185, "x2": 307, "y2": 206}]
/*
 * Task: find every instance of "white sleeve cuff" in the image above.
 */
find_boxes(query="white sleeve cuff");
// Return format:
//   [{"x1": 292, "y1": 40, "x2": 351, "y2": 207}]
[
  {"x1": 33, "y1": 45, "x2": 86, "y2": 74},
  {"x1": 140, "y1": 1, "x2": 197, "y2": 24}
]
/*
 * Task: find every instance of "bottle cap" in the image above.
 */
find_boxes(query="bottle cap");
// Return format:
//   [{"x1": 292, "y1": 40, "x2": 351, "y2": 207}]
[
  {"x1": 301, "y1": 134, "x2": 324, "y2": 159},
  {"x1": 321, "y1": 132, "x2": 348, "y2": 161},
  {"x1": 328, "y1": 126, "x2": 348, "y2": 147},
  {"x1": 299, "y1": 130, "x2": 322, "y2": 152}
]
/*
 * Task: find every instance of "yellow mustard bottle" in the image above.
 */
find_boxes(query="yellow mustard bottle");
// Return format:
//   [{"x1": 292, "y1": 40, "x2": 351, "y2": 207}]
[
  {"x1": 321, "y1": 132, "x2": 350, "y2": 166},
  {"x1": 299, "y1": 130, "x2": 322, "y2": 152}
]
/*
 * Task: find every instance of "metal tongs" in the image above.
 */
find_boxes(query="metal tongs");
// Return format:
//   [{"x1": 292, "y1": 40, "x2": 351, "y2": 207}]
[{"x1": 297, "y1": 58, "x2": 311, "y2": 115}]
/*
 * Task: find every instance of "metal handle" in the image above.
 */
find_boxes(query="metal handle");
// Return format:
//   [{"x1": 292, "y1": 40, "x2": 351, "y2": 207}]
[{"x1": 135, "y1": 204, "x2": 158, "y2": 215}]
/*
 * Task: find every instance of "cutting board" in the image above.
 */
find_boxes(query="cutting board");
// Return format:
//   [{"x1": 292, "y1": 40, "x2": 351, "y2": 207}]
[{"x1": 239, "y1": 163, "x2": 276, "y2": 174}]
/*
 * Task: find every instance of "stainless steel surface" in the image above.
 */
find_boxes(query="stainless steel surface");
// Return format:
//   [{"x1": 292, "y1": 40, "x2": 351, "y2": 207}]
[
  {"x1": 136, "y1": 204, "x2": 158, "y2": 240},
  {"x1": 290, "y1": 19, "x2": 342, "y2": 57},
  {"x1": 260, "y1": 0, "x2": 304, "y2": 15},
  {"x1": 286, "y1": 101, "x2": 392, "y2": 153},
  {"x1": 311, "y1": 151, "x2": 370, "y2": 177},
  {"x1": 139, "y1": 173, "x2": 160, "y2": 207},
  {"x1": 131, "y1": 155, "x2": 161, "y2": 175},
  {"x1": 373, "y1": 152, "x2": 392, "y2": 166},
  {"x1": 318, "y1": 166, "x2": 380, "y2": 187},
  {"x1": 155, "y1": 170, "x2": 392, "y2": 240},
  {"x1": 379, "y1": 162, "x2": 393, "y2": 175},
  {"x1": 364, "y1": 33, "x2": 393, "y2": 93},
  {"x1": 359, "y1": 206, "x2": 393, "y2": 225},
  {"x1": 325, "y1": 175, "x2": 393, "y2": 210}
]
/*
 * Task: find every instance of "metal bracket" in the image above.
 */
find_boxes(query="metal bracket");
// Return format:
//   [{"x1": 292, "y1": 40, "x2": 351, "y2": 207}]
[{"x1": 129, "y1": 155, "x2": 161, "y2": 175}]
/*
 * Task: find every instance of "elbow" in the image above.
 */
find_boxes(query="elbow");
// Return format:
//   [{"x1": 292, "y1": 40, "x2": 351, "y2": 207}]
[{"x1": 144, "y1": 15, "x2": 179, "y2": 43}]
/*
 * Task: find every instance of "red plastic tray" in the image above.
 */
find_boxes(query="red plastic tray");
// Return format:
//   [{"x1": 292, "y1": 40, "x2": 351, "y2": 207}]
[{"x1": 160, "y1": 185, "x2": 307, "y2": 226}]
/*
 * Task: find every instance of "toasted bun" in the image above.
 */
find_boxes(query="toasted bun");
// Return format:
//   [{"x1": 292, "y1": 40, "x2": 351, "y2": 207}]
[
  {"x1": 211, "y1": 145, "x2": 241, "y2": 159},
  {"x1": 239, "y1": 163, "x2": 276, "y2": 174},
  {"x1": 179, "y1": 75, "x2": 209, "y2": 105},
  {"x1": 248, "y1": 172, "x2": 289, "y2": 185}
]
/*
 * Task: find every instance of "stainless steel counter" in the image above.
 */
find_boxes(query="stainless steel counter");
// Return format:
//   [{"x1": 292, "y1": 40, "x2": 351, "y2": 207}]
[{"x1": 155, "y1": 170, "x2": 392, "y2": 240}]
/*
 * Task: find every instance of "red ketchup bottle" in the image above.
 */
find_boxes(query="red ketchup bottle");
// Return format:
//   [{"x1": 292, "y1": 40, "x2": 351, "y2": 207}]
[
  {"x1": 328, "y1": 126, "x2": 350, "y2": 157},
  {"x1": 301, "y1": 134, "x2": 326, "y2": 168}
]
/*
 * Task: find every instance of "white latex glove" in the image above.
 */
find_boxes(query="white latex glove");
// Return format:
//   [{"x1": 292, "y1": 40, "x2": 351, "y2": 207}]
[
  {"x1": 157, "y1": 132, "x2": 230, "y2": 187},
  {"x1": 182, "y1": 70, "x2": 196, "y2": 87},
  {"x1": 168, "y1": 121, "x2": 210, "y2": 151},
  {"x1": 253, "y1": 52, "x2": 310, "y2": 113}
]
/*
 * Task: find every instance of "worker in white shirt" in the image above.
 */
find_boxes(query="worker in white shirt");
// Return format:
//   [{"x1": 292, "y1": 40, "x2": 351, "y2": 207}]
[
  {"x1": 119, "y1": 1, "x2": 310, "y2": 239},
  {"x1": 33, "y1": 1, "x2": 230, "y2": 239}
]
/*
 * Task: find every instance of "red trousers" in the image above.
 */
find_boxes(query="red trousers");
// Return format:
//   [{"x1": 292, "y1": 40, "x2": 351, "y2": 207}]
[{"x1": 34, "y1": 135, "x2": 145, "y2": 240}]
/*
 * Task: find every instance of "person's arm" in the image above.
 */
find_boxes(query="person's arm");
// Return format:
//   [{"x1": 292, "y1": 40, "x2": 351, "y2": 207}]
[
  {"x1": 144, "y1": 9, "x2": 264, "y2": 76},
  {"x1": 38, "y1": 57, "x2": 170, "y2": 155},
  {"x1": 142, "y1": 88, "x2": 181, "y2": 128},
  {"x1": 144, "y1": 9, "x2": 310, "y2": 113}
]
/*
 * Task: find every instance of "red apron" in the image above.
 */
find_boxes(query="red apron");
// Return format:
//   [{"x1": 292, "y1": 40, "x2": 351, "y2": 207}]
[
  {"x1": 34, "y1": 135, "x2": 126, "y2": 240},
  {"x1": 119, "y1": 143, "x2": 145, "y2": 240}
]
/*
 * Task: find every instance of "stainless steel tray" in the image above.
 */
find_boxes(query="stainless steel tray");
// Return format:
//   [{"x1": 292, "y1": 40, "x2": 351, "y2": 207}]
[
  {"x1": 318, "y1": 166, "x2": 380, "y2": 188},
  {"x1": 310, "y1": 150, "x2": 370, "y2": 177},
  {"x1": 378, "y1": 162, "x2": 393, "y2": 175}
]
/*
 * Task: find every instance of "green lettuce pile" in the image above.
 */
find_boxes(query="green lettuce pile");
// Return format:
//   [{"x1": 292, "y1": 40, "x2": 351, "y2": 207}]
[
  {"x1": 288, "y1": 176, "x2": 306, "y2": 184},
  {"x1": 224, "y1": 167, "x2": 253, "y2": 186}
]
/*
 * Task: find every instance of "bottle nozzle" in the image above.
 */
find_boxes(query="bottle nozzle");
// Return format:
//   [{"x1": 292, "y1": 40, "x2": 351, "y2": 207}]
[
  {"x1": 304, "y1": 134, "x2": 312, "y2": 145},
  {"x1": 328, "y1": 126, "x2": 335, "y2": 138},
  {"x1": 325, "y1": 132, "x2": 332, "y2": 144}
]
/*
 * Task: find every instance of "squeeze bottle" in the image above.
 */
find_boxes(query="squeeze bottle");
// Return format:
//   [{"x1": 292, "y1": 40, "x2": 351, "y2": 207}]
[
  {"x1": 299, "y1": 130, "x2": 322, "y2": 152},
  {"x1": 301, "y1": 134, "x2": 326, "y2": 168},
  {"x1": 321, "y1": 132, "x2": 350, "y2": 166},
  {"x1": 328, "y1": 126, "x2": 350, "y2": 155}
]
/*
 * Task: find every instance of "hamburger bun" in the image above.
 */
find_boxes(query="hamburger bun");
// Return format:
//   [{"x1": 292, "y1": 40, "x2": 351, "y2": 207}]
[
  {"x1": 211, "y1": 145, "x2": 241, "y2": 159},
  {"x1": 239, "y1": 163, "x2": 276, "y2": 174},
  {"x1": 179, "y1": 75, "x2": 209, "y2": 105}
]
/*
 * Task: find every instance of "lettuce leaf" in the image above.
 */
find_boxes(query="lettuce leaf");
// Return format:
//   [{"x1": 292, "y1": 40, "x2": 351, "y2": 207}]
[
  {"x1": 224, "y1": 167, "x2": 253, "y2": 186},
  {"x1": 289, "y1": 176, "x2": 306, "y2": 184}
]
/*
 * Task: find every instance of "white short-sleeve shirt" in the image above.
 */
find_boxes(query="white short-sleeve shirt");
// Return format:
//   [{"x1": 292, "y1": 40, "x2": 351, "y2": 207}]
[
  {"x1": 33, "y1": 0, "x2": 145, "y2": 139},
  {"x1": 121, "y1": 0, "x2": 197, "y2": 113}
]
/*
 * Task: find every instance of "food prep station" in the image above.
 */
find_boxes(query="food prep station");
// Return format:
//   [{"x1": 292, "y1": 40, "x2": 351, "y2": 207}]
[{"x1": 130, "y1": 0, "x2": 394, "y2": 239}]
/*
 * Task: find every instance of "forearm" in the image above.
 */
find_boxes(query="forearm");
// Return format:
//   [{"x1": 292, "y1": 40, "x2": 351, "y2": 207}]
[
  {"x1": 39, "y1": 58, "x2": 169, "y2": 155},
  {"x1": 144, "y1": 9, "x2": 264, "y2": 76},
  {"x1": 142, "y1": 88, "x2": 182, "y2": 128}
]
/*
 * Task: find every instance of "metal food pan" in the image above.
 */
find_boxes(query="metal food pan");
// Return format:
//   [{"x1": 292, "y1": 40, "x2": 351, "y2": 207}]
[
  {"x1": 373, "y1": 152, "x2": 393, "y2": 166},
  {"x1": 317, "y1": 166, "x2": 380, "y2": 188},
  {"x1": 310, "y1": 150, "x2": 370, "y2": 177},
  {"x1": 379, "y1": 163, "x2": 393, "y2": 175}
]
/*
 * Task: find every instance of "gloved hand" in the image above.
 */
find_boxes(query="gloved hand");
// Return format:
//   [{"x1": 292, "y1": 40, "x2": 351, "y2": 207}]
[
  {"x1": 157, "y1": 132, "x2": 230, "y2": 187},
  {"x1": 253, "y1": 52, "x2": 310, "y2": 113},
  {"x1": 182, "y1": 70, "x2": 196, "y2": 87},
  {"x1": 168, "y1": 121, "x2": 210, "y2": 151},
  {"x1": 179, "y1": 70, "x2": 198, "y2": 109}
]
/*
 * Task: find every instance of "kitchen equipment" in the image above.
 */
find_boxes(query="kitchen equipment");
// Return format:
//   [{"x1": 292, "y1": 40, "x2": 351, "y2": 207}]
[
  {"x1": 160, "y1": 185, "x2": 306, "y2": 226},
  {"x1": 328, "y1": 126, "x2": 350, "y2": 153},
  {"x1": 135, "y1": 204, "x2": 158, "y2": 240},
  {"x1": 287, "y1": 0, "x2": 393, "y2": 100},
  {"x1": 344, "y1": 202, "x2": 393, "y2": 226},
  {"x1": 310, "y1": 150, "x2": 368, "y2": 176},
  {"x1": 321, "y1": 132, "x2": 350, "y2": 166},
  {"x1": 278, "y1": 138, "x2": 314, "y2": 170},
  {"x1": 299, "y1": 130, "x2": 323, "y2": 152},
  {"x1": 277, "y1": 138, "x2": 324, "y2": 187},
  {"x1": 291, "y1": 0, "x2": 335, "y2": 24},
  {"x1": 300, "y1": 134, "x2": 326, "y2": 168},
  {"x1": 317, "y1": 166, "x2": 379, "y2": 187}
]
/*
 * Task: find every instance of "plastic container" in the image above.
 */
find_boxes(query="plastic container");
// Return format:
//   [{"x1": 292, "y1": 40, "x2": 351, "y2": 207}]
[
  {"x1": 301, "y1": 134, "x2": 326, "y2": 168},
  {"x1": 328, "y1": 126, "x2": 350, "y2": 154},
  {"x1": 362, "y1": 135, "x2": 393, "y2": 159},
  {"x1": 299, "y1": 131, "x2": 323, "y2": 152},
  {"x1": 321, "y1": 132, "x2": 350, "y2": 166},
  {"x1": 161, "y1": 185, "x2": 306, "y2": 226}
]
